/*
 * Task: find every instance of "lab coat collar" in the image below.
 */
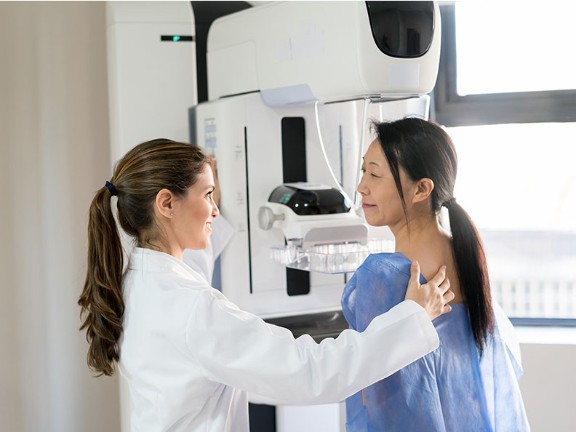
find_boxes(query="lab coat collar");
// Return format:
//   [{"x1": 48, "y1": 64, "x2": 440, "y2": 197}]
[{"x1": 128, "y1": 247, "x2": 208, "y2": 284}]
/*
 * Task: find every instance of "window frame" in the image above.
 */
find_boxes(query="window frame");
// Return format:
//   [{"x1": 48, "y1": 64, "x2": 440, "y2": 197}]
[
  {"x1": 433, "y1": 4, "x2": 576, "y2": 127},
  {"x1": 432, "y1": 3, "x2": 576, "y2": 327}
]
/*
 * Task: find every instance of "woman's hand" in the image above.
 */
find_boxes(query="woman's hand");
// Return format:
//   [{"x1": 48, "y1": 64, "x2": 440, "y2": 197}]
[{"x1": 405, "y1": 261, "x2": 454, "y2": 320}]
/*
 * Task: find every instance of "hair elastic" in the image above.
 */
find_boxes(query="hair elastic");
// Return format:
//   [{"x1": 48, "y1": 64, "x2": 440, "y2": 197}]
[
  {"x1": 443, "y1": 197, "x2": 457, "y2": 208},
  {"x1": 105, "y1": 180, "x2": 118, "y2": 196}
]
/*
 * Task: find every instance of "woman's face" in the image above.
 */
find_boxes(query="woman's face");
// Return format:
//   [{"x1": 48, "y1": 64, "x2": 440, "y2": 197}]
[
  {"x1": 357, "y1": 139, "x2": 413, "y2": 229},
  {"x1": 172, "y1": 164, "x2": 219, "y2": 251}
]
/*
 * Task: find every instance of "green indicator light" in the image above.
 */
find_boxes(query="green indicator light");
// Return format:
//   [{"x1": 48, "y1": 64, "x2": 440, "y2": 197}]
[{"x1": 160, "y1": 35, "x2": 193, "y2": 43}]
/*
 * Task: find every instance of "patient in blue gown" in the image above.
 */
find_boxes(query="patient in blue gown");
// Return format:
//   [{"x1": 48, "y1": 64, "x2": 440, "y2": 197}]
[{"x1": 342, "y1": 118, "x2": 530, "y2": 431}]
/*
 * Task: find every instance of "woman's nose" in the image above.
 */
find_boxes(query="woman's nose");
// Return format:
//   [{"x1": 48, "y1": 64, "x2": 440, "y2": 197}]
[{"x1": 357, "y1": 178, "x2": 367, "y2": 195}]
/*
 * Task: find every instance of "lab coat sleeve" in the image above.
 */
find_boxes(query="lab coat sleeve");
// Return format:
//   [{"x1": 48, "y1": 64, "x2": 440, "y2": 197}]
[
  {"x1": 183, "y1": 216, "x2": 235, "y2": 284},
  {"x1": 185, "y1": 290, "x2": 438, "y2": 405}
]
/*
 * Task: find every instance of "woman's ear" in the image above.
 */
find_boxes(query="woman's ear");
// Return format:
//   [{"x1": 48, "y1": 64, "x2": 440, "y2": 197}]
[
  {"x1": 412, "y1": 178, "x2": 434, "y2": 203},
  {"x1": 155, "y1": 188, "x2": 175, "y2": 219}
]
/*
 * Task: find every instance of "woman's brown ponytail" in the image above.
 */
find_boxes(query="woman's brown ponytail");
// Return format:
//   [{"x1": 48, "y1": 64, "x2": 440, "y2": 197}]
[{"x1": 79, "y1": 186, "x2": 124, "y2": 376}]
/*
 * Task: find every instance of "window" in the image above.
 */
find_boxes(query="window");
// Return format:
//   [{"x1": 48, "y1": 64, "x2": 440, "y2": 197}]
[
  {"x1": 454, "y1": 2, "x2": 576, "y2": 95},
  {"x1": 433, "y1": 3, "x2": 576, "y2": 325},
  {"x1": 450, "y1": 124, "x2": 576, "y2": 324}
]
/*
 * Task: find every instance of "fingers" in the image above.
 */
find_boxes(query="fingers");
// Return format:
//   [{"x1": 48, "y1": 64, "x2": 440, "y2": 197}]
[
  {"x1": 405, "y1": 261, "x2": 455, "y2": 320},
  {"x1": 444, "y1": 289, "x2": 456, "y2": 303},
  {"x1": 427, "y1": 265, "x2": 447, "y2": 288},
  {"x1": 410, "y1": 260, "x2": 421, "y2": 280},
  {"x1": 405, "y1": 261, "x2": 421, "y2": 299},
  {"x1": 436, "y1": 288, "x2": 455, "y2": 318},
  {"x1": 438, "y1": 277, "x2": 451, "y2": 295},
  {"x1": 424, "y1": 265, "x2": 452, "y2": 319}
]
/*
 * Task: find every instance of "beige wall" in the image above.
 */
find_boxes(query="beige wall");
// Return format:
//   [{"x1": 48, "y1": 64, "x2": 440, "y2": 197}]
[
  {"x1": 520, "y1": 341, "x2": 576, "y2": 432},
  {"x1": 0, "y1": 2, "x2": 119, "y2": 431}
]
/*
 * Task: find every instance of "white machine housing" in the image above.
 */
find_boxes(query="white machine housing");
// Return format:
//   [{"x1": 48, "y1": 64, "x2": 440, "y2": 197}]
[
  {"x1": 194, "y1": 1, "x2": 440, "y2": 319},
  {"x1": 195, "y1": 95, "x2": 431, "y2": 318},
  {"x1": 106, "y1": 1, "x2": 196, "y2": 161},
  {"x1": 207, "y1": 1, "x2": 440, "y2": 104},
  {"x1": 261, "y1": 203, "x2": 367, "y2": 250}
]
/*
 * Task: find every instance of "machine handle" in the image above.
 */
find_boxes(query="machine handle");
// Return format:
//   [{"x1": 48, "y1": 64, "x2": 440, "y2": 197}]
[{"x1": 258, "y1": 206, "x2": 285, "y2": 230}]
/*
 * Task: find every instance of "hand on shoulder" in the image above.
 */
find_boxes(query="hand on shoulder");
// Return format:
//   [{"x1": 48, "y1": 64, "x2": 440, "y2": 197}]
[{"x1": 405, "y1": 261, "x2": 454, "y2": 320}]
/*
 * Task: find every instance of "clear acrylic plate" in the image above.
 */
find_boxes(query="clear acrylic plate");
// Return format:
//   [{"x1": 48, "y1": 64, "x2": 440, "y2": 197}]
[{"x1": 270, "y1": 239, "x2": 394, "y2": 274}]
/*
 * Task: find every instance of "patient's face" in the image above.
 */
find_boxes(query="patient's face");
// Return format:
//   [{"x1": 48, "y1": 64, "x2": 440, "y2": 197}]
[{"x1": 357, "y1": 139, "x2": 412, "y2": 230}]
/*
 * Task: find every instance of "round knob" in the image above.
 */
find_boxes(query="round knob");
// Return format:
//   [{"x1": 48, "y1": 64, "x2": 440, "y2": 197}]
[{"x1": 258, "y1": 206, "x2": 285, "y2": 230}]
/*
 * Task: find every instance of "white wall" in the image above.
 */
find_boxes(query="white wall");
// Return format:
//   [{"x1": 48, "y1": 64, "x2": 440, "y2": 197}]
[
  {"x1": 0, "y1": 2, "x2": 119, "y2": 431},
  {"x1": 519, "y1": 335, "x2": 576, "y2": 432}
]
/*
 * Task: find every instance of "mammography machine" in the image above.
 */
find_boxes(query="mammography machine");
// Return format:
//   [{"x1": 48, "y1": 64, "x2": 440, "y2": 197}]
[{"x1": 192, "y1": 1, "x2": 441, "y2": 332}]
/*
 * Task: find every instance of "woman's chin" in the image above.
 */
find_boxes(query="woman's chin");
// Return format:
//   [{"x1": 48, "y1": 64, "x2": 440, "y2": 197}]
[{"x1": 186, "y1": 240, "x2": 209, "y2": 251}]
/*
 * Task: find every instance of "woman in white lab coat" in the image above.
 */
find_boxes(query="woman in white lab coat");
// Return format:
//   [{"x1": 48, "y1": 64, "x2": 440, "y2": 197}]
[{"x1": 78, "y1": 138, "x2": 454, "y2": 432}]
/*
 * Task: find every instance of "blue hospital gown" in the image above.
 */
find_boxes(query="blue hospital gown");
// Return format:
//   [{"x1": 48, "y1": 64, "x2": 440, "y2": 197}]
[{"x1": 341, "y1": 253, "x2": 530, "y2": 432}]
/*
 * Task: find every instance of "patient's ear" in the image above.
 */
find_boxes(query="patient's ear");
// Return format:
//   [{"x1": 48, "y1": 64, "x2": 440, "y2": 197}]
[{"x1": 412, "y1": 178, "x2": 434, "y2": 203}]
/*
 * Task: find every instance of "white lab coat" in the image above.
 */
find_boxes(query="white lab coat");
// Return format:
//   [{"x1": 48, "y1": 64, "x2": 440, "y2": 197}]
[{"x1": 119, "y1": 247, "x2": 439, "y2": 432}]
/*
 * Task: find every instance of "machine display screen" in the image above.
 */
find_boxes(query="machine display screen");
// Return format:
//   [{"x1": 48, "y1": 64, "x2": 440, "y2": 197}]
[
  {"x1": 268, "y1": 183, "x2": 351, "y2": 216},
  {"x1": 366, "y1": 1, "x2": 434, "y2": 58}
]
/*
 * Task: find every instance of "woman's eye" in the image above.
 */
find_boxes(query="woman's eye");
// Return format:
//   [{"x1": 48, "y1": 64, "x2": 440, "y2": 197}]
[
  {"x1": 361, "y1": 167, "x2": 381, "y2": 178},
  {"x1": 362, "y1": 168, "x2": 380, "y2": 178}
]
